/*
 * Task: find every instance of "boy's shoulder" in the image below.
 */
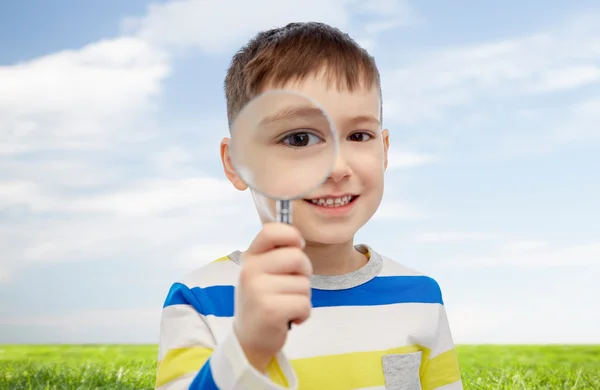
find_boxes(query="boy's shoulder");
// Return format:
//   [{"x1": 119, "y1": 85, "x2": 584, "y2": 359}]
[
  {"x1": 176, "y1": 251, "x2": 243, "y2": 289},
  {"x1": 378, "y1": 252, "x2": 426, "y2": 277},
  {"x1": 370, "y1": 245, "x2": 429, "y2": 278},
  {"x1": 374, "y1": 248, "x2": 445, "y2": 298}
]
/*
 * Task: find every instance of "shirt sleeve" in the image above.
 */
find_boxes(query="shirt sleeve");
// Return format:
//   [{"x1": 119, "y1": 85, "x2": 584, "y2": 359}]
[
  {"x1": 420, "y1": 295, "x2": 463, "y2": 389},
  {"x1": 155, "y1": 282, "x2": 299, "y2": 390}
]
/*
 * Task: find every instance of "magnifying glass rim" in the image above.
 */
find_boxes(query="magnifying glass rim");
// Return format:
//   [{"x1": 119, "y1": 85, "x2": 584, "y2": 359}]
[{"x1": 229, "y1": 88, "x2": 339, "y2": 201}]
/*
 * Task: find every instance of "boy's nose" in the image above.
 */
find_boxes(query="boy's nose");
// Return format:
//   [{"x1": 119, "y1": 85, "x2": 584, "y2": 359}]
[{"x1": 328, "y1": 152, "x2": 351, "y2": 182}]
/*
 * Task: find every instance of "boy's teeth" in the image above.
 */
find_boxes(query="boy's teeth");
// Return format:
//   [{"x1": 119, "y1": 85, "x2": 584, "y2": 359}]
[{"x1": 310, "y1": 195, "x2": 353, "y2": 207}]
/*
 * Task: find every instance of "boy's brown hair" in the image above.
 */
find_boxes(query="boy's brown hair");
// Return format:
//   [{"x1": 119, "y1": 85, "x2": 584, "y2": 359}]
[{"x1": 224, "y1": 22, "x2": 381, "y2": 127}]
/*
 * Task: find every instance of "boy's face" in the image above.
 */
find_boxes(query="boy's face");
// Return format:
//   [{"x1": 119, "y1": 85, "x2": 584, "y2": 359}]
[{"x1": 221, "y1": 71, "x2": 389, "y2": 245}]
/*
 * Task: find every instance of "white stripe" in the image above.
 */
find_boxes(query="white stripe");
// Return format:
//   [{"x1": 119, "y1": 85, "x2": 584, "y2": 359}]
[
  {"x1": 208, "y1": 302, "x2": 442, "y2": 359},
  {"x1": 158, "y1": 304, "x2": 216, "y2": 361},
  {"x1": 429, "y1": 305, "x2": 456, "y2": 358},
  {"x1": 181, "y1": 259, "x2": 240, "y2": 288},
  {"x1": 155, "y1": 371, "x2": 197, "y2": 390},
  {"x1": 210, "y1": 334, "x2": 238, "y2": 390},
  {"x1": 379, "y1": 257, "x2": 424, "y2": 277}
]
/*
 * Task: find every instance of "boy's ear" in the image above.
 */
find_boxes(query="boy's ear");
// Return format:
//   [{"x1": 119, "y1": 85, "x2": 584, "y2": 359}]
[
  {"x1": 220, "y1": 137, "x2": 248, "y2": 191},
  {"x1": 382, "y1": 129, "x2": 390, "y2": 171}
]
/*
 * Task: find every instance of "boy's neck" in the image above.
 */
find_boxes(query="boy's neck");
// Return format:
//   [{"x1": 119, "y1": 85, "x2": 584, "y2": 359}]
[{"x1": 304, "y1": 239, "x2": 368, "y2": 276}]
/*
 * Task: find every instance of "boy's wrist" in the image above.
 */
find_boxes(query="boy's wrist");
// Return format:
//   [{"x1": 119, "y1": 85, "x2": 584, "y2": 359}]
[
  {"x1": 234, "y1": 326, "x2": 273, "y2": 373},
  {"x1": 239, "y1": 343, "x2": 272, "y2": 373}
]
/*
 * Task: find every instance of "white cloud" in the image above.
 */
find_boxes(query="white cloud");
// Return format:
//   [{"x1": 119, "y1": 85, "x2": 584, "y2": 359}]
[
  {"x1": 358, "y1": 0, "x2": 407, "y2": 16},
  {"x1": 123, "y1": 0, "x2": 416, "y2": 56},
  {"x1": 359, "y1": 0, "x2": 417, "y2": 30},
  {"x1": 0, "y1": 308, "x2": 162, "y2": 329},
  {"x1": 479, "y1": 95, "x2": 600, "y2": 158},
  {"x1": 573, "y1": 98, "x2": 600, "y2": 116},
  {"x1": 67, "y1": 177, "x2": 236, "y2": 216},
  {"x1": 0, "y1": 29, "x2": 232, "y2": 280},
  {"x1": 556, "y1": 97, "x2": 600, "y2": 141},
  {"x1": 386, "y1": 151, "x2": 436, "y2": 169},
  {"x1": 446, "y1": 304, "x2": 513, "y2": 344},
  {"x1": 4, "y1": 178, "x2": 238, "y2": 216},
  {"x1": 0, "y1": 37, "x2": 170, "y2": 155},
  {"x1": 364, "y1": 20, "x2": 403, "y2": 35},
  {"x1": 0, "y1": 308, "x2": 166, "y2": 344},
  {"x1": 1, "y1": 181, "x2": 257, "y2": 266},
  {"x1": 381, "y1": 13, "x2": 600, "y2": 127},
  {"x1": 123, "y1": 0, "x2": 352, "y2": 53},
  {"x1": 0, "y1": 159, "x2": 118, "y2": 191},
  {"x1": 412, "y1": 231, "x2": 498, "y2": 244},
  {"x1": 530, "y1": 65, "x2": 600, "y2": 93},
  {"x1": 447, "y1": 301, "x2": 600, "y2": 344},
  {"x1": 372, "y1": 199, "x2": 427, "y2": 221},
  {"x1": 0, "y1": 308, "x2": 165, "y2": 344},
  {"x1": 0, "y1": 266, "x2": 10, "y2": 284},
  {"x1": 451, "y1": 241, "x2": 600, "y2": 268},
  {"x1": 500, "y1": 240, "x2": 549, "y2": 252},
  {"x1": 153, "y1": 146, "x2": 195, "y2": 176},
  {"x1": 355, "y1": 38, "x2": 377, "y2": 53}
]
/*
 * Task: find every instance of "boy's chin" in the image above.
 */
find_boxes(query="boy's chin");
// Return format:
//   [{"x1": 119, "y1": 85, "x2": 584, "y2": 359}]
[{"x1": 300, "y1": 225, "x2": 359, "y2": 246}]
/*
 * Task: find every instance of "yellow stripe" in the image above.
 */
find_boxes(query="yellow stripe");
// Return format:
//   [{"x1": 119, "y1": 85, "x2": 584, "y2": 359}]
[
  {"x1": 212, "y1": 256, "x2": 230, "y2": 262},
  {"x1": 421, "y1": 348, "x2": 462, "y2": 390},
  {"x1": 156, "y1": 347, "x2": 291, "y2": 388},
  {"x1": 291, "y1": 345, "x2": 424, "y2": 390},
  {"x1": 155, "y1": 347, "x2": 212, "y2": 388},
  {"x1": 266, "y1": 357, "x2": 290, "y2": 387},
  {"x1": 155, "y1": 343, "x2": 460, "y2": 389}
]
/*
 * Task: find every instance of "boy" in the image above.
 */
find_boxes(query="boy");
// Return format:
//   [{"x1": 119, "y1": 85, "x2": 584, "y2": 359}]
[{"x1": 155, "y1": 22, "x2": 462, "y2": 390}]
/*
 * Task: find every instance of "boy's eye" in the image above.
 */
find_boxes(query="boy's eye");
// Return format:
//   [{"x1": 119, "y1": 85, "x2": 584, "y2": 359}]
[
  {"x1": 348, "y1": 132, "x2": 372, "y2": 142},
  {"x1": 280, "y1": 131, "x2": 323, "y2": 147}
]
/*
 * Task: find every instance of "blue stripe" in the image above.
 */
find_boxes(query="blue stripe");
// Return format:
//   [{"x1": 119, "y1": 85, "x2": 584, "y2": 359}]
[
  {"x1": 312, "y1": 275, "x2": 442, "y2": 307},
  {"x1": 163, "y1": 276, "x2": 442, "y2": 317},
  {"x1": 189, "y1": 358, "x2": 219, "y2": 390},
  {"x1": 163, "y1": 283, "x2": 235, "y2": 316}
]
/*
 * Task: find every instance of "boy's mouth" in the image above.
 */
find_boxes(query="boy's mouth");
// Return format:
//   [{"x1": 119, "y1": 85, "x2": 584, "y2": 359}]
[{"x1": 303, "y1": 195, "x2": 359, "y2": 208}]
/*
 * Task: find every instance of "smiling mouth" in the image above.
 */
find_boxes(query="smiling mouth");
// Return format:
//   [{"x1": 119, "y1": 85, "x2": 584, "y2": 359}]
[{"x1": 303, "y1": 195, "x2": 359, "y2": 208}]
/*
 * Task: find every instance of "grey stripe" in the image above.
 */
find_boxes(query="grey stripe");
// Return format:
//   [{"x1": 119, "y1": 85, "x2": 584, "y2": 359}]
[{"x1": 227, "y1": 244, "x2": 382, "y2": 290}]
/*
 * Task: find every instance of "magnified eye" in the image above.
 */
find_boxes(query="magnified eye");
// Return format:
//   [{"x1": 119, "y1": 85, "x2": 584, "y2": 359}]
[{"x1": 280, "y1": 131, "x2": 323, "y2": 147}]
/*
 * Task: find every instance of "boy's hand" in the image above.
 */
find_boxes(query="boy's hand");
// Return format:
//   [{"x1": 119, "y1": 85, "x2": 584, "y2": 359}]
[{"x1": 234, "y1": 222, "x2": 313, "y2": 373}]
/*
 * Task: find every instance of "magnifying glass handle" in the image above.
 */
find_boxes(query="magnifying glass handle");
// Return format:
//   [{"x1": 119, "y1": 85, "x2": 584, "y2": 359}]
[
  {"x1": 276, "y1": 200, "x2": 292, "y2": 224},
  {"x1": 276, "y1": 200, "x2": 295, "y2": 330}
]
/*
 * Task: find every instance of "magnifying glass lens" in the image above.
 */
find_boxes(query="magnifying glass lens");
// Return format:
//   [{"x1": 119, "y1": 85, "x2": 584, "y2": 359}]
[{"x1": 230, "y1": 90, "x2": 337, "y2": 201}]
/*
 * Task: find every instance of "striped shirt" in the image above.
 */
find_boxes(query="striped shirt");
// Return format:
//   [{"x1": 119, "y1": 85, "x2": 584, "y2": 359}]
[{"x1": 155, "y1": 245, "x2": 463, "y2": 389}]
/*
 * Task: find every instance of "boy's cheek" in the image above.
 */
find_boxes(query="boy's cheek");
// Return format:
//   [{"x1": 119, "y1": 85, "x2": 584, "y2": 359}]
[{"x1": 355, "y1": 153, "x2": 386, "y2": 174}]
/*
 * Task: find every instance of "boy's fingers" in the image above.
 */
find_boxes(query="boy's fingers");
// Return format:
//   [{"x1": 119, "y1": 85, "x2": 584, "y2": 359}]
[
  {"x1": 262, "y1": 247, "x2": 313, "y2": 277},
  {"x1": 267, "y1": 274, "x2": 312, "y2": 295},
  {"x1": 278, "y1": 295, "x2": 311, "y2": 326},
  {"x1": 246, "y1": 222, "x2": 305, "y2": 255}
]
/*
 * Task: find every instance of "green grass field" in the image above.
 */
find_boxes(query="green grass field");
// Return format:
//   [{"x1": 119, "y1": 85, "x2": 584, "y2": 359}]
[{"x1": 0, "y1": 345, "x2": 598, "y2": 389}]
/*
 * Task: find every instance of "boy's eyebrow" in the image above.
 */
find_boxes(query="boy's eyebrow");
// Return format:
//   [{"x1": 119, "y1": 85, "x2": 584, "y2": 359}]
[
  {"x1": 345, "y1": 115, "x2": 380, "y2": 127},
  {"x1": 258, "y1": 107, "x2": 380, "y2": 128},
  {"x1": 259, "y1": 106, "x2": 325, "y2": 125}
]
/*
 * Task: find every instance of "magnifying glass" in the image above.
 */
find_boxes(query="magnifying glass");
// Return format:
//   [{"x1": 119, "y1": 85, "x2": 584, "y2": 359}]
[
  {"x1": 229, "y1": 89, "x2": 338, "y2": 328},
  {"x1": 230, "y1": 89, "x2": 338, "y2": 223}
]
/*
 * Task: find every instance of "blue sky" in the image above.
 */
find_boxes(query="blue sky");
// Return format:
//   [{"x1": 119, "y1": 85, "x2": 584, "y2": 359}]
[{"x1": 0, "y1": 0, "x2": 598, "y2": 344}]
